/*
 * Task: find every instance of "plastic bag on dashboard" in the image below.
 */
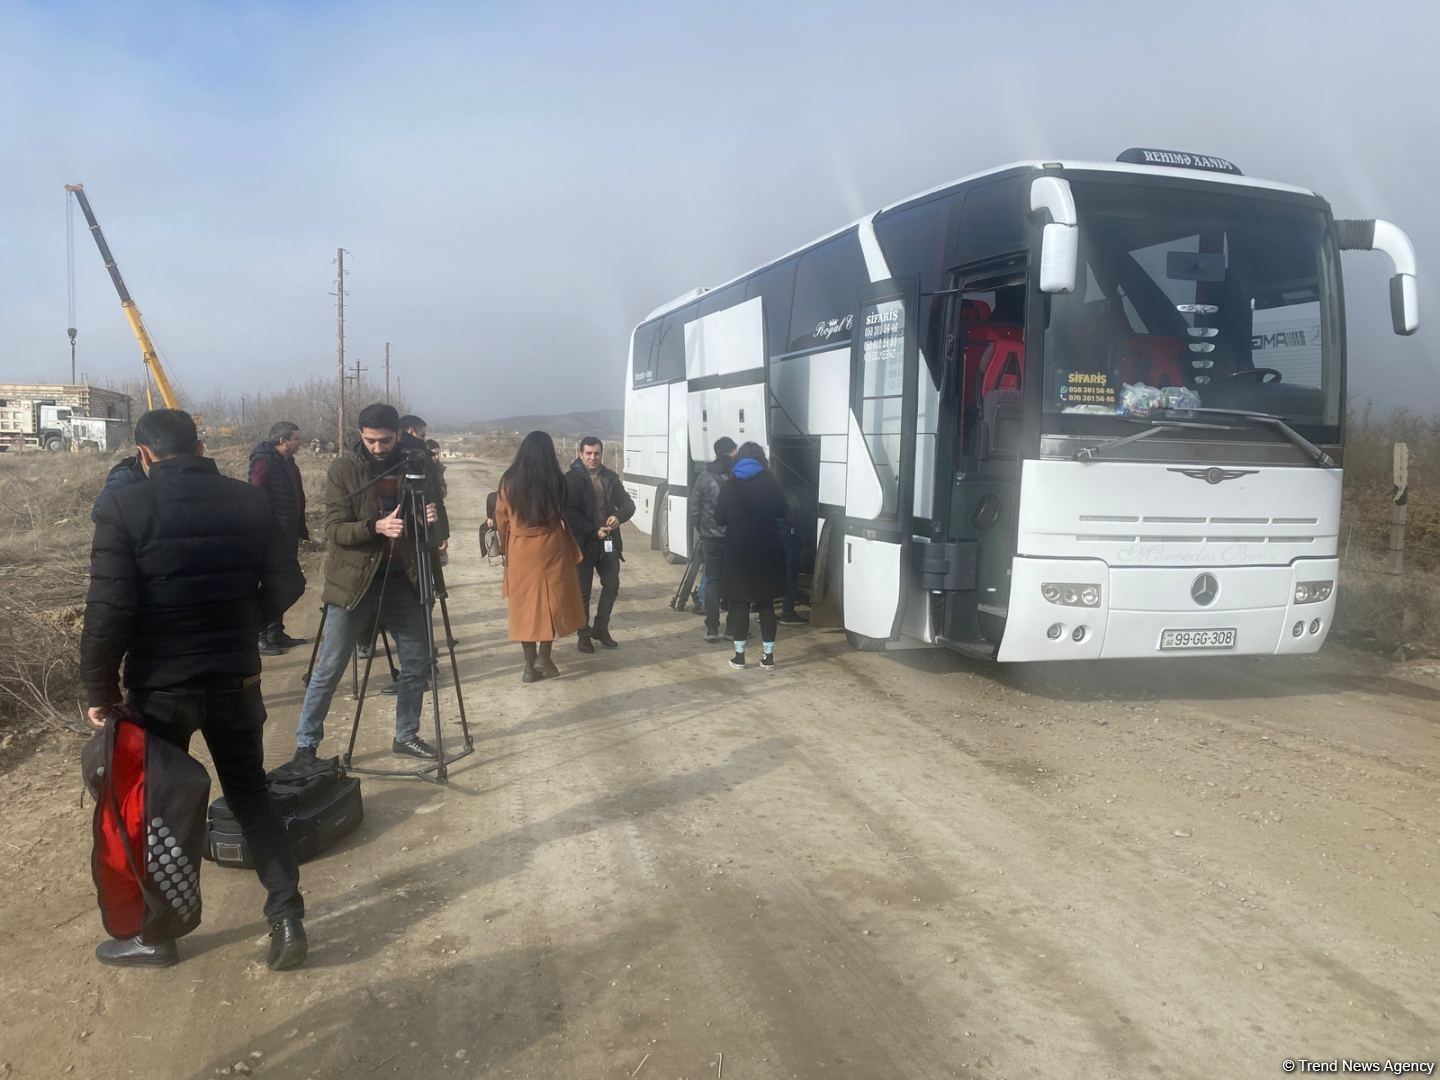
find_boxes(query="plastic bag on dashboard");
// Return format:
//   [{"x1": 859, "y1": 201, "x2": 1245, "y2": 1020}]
[{"x1": 1117, "y1": 382, "x2": 1165, "y2": 417}]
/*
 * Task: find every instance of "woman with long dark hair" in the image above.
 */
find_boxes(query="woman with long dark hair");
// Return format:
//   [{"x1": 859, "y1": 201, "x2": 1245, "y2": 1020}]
[
  {"x1": 494, "y1": 431, "x2": 586, "y2": 682},
  {"x1": 715, "y1": 441, "x2": 789, "y2": 670}
]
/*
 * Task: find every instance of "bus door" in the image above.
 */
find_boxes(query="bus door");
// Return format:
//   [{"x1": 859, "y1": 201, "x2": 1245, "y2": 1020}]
[
  {"x1": 938, "y1": 263, "x2": 1028, "y2": 647},
  {"x1": 842, "y1": 276, "x2": 921, "y2": 644}
]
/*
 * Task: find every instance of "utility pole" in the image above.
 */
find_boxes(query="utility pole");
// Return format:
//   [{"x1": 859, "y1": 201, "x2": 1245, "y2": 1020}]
[
  {"x1": 351, "y1": 358, "x2": 367, "y2": 397},
  {"x1": 384, "y1": 342, "x2": 391, "y2": 402},
  {"x1": 334, "y1": 248, "x2": 349, "y2": 451}
]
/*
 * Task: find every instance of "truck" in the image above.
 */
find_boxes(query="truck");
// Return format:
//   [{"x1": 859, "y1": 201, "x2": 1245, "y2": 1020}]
[
  {"x1": 0, "y1": 399, "x2": 125, "y2": 453},
  {"x1": 0, "y1": 399, "x2": 74, "y2": 452}
]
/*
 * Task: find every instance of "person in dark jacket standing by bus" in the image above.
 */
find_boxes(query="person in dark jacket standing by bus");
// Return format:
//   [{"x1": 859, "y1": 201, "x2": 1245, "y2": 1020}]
[
  {"x1": 81, "y1": 408, "x2": 308, "y2": 971},
  {"x1": 715, "y1": 442, "x2": 788, "y2": 671},
  {"x1": 689, "y1": 436, "x2": 737, "y2": 643},
  {"x1": 563, "y1": 436, "x2": 635, "y2": 652},
  {"x1": 249, "y1": 421, "x2": 309, "y2": 655}
]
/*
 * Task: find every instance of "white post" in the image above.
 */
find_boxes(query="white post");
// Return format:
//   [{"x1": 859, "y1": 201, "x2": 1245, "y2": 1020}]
[{"x1": 1388, "y1": 442, "x2": 1408, "y2": 576}]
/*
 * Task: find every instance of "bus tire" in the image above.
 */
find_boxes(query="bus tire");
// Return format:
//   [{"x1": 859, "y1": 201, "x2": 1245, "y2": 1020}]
[
  {"x1": 655, "y1": 489, "x2": 684, "y2": 564},
  {"x1": 845, "y1": 630, "x2": 888, "y2": 652}
]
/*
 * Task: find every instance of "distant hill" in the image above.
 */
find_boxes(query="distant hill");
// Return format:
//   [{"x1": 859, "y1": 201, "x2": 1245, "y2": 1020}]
[{"x1": 452, "y1": 408, "x2": 624, "y2": 437}]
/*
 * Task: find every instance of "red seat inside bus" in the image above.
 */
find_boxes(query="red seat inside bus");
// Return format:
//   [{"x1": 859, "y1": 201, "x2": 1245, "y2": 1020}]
[
  {"x1": 960, "y1": 301, "x2": 1026, "y2": 408},
  {"x1": 1115, "y1": 335, "x2": 1186, "y2": 388}
]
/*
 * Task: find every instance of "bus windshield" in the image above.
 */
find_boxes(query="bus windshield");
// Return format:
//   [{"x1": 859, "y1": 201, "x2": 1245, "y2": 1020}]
[{"x1": 1041, "y1": 180, "x2": 1341, "y2": 443}]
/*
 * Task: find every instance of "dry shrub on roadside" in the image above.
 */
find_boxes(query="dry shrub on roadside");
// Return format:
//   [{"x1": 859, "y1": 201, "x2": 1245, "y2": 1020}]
[{"x1": 0, "y1": 455, "x2": 106, "y2": 756}]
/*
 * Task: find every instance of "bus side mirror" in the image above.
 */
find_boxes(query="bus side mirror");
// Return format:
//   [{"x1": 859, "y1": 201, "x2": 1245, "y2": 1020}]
[
  {"x1": 1031, "y1": 176, "x2": 1078, "y2": 295},
  {"x1": 1390, "y1": 272, "x2": 1419, "y2": 336},
  {"x1": 1039, "y1": 223, "x2": 1078, "y2": 294},
  {"x1": 1336, "y1": 218, "x2": 1419, "y2": 336}
]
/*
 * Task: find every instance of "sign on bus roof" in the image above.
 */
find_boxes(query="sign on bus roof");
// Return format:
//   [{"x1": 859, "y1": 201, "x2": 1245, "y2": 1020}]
[{"x1": 1116, "y1": 147, "x2": 1243, "y2": 175}]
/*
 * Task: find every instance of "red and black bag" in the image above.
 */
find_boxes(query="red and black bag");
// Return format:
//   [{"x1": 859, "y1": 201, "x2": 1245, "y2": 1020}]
[{"x1": 82, "y1": 711, "x2": 211, "y2": 941}]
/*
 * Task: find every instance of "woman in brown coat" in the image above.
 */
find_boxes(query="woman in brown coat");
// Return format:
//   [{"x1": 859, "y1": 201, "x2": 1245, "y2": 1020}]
[{"x1": 495, "y1": 431, "x2": 586, "y2": 682}]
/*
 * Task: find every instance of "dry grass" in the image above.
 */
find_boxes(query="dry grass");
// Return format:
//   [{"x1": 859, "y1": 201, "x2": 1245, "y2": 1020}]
[
  {"x1": 0, "y1": 453, "x2": 108, "y2": 762},
  {"x1": 1336, "y1": 408, "x2": 1440, "y2": 656}
]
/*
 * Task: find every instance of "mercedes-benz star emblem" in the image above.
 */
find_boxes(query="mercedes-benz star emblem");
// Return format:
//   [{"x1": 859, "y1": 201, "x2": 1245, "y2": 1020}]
[{"x1": 1191, "y1": 573, "x2": 1219, "y2": 606}]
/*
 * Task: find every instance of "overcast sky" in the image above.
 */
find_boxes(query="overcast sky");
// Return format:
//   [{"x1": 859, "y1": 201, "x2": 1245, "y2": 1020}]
[{"x1": 2, "y1": 0, "x2": 1435, "y2": 422}]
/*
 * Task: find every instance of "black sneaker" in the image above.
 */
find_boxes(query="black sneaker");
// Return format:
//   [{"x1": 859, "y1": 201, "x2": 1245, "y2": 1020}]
[
  {"x1": 704, "y1": 631, "x2": 721, "y2": 643},
  {"x1": 258, "y1": 636, "x2": 285, "y2": 657},
  {"x1": 392, "y1": 735, "x2": 438, "y2": 760},
  {"x1": 777, "y1": 611, "x2": 808, "y2": 625},
  {"x1": 274, "y1": 631, "x2": 309, "y2": 648},
  {"x1": 292, "y1": 745, "x2": 318, "y2": 765},
  {"x1": 577, "y1": 634, "x2": 595, "y2": 654},
  {"x1": 759, "y1": 653, "x2": 776, "y2": 671},
  {"x1": 728, "y1": 653, "x2": 747, "y2": 670}
]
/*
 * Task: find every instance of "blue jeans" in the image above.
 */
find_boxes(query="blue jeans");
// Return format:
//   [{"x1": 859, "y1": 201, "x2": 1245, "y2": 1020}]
[{"x1": 295, "y1": 571, "x2": 430, "y2": 750}]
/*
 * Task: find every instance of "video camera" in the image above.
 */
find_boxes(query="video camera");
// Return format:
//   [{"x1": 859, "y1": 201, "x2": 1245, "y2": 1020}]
[{"x1": 401, "y1": 446, "x2": 430, "y2": 478}]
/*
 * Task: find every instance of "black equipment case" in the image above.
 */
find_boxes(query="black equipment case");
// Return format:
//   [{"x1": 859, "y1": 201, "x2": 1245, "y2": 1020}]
[{"x1": 205, "y1": 756, "x2": 363, "y2": 869}]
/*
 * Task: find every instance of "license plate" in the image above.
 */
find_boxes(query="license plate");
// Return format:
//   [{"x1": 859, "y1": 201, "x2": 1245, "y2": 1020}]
[{"x1": 1159, "y1": 628, "x2": 1237, "y2": 651}]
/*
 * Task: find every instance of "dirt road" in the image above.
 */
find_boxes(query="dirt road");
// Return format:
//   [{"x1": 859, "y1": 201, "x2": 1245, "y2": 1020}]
[{"x1": 2, "y1": 457, "x2": 1437, "y2": 1079}]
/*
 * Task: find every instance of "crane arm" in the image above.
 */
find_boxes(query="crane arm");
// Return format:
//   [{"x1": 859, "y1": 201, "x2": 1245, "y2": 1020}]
[{"x1": 64, "y1": 183, "x2": 182, "y2": 410}]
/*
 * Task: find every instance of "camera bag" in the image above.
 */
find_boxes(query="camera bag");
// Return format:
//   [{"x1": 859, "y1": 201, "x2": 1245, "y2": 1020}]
[
  {"x1": 204, "y1": 755, "x2": 363, "y2": 869},
  {"x1": 83, "y1": 712, "x2": 212, "y2": 941}
]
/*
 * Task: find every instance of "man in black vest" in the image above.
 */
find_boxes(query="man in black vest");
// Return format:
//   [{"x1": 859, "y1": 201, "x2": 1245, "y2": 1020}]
[
  {"x1": 249, "y1": 421, "x2": 309, "y2": 655},
  {"x1": 82, "y1": 409, "x2": 308, "y2": 970}
]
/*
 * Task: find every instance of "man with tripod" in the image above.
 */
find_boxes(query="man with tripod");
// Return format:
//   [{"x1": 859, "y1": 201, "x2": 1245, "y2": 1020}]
[{"x1": 293, "y1": 403, "x2": 450, "y2": 762}]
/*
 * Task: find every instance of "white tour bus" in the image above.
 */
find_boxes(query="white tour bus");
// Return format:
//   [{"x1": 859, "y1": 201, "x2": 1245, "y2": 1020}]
[{"x1": 622, "y1": 149, "x2": 1419, "y2": 661}]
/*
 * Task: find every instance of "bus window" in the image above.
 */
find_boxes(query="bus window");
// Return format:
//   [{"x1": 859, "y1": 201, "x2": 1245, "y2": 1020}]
[
  {"x1": 631, "y1": 321, "x2": 661, "y2": 388},
  {"x1": 876, "y1": 193, "x2": 963, "y2": 385},
  {"x1": 788, "y1": 232, "x2": 866, "y2": 354},
  {"x1": 1043, "y1": 182, "x2": 1337, "y2": 437},
  {"x1": 654, "y1": 312, "x2": 687, "y2": 384},
  {"x1": 745, "y1": 258, "x2": 797, "y2": 360}
]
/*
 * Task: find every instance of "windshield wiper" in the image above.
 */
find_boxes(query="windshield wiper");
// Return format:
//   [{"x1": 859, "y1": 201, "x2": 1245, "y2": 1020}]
[
  {"x1": 1155, "y1": 407, "x2": 1336, "y2": 467},
  {"x1": 1073, "y1": 417, "x2": 1236, "y2": 461}
]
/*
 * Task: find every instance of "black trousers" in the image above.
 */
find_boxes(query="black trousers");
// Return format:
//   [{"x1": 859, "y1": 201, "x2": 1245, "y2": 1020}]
[
  {"x1": 727, "y1": 599, "x2": 778, "y2": 645},
  {"x1": 578, "y1": 551, "x2": 621, "y2": 634},
  {"x1": 264, "y1": 538, "x2": 304, "y2": 637},
  {"x1": 129, "y1": 680, "x2": 304, "y2": 925},
  {"x1": 701, "y1": 537, "x2": 727, "y2": 635}
]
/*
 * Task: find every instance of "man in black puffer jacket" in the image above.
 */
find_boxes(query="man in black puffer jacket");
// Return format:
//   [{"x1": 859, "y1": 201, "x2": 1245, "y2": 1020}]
[
  {"x1": 249, "y1": 421, "x2": 309, "y2": 654},
  {"x1": 81, "y1": 409, "x2": 308, "y2": 972}
]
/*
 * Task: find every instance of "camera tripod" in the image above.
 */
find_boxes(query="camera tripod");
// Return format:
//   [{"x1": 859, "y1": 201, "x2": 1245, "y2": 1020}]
[{"x1": 304, "y1": 452, "x2": 474, "y2": 782}]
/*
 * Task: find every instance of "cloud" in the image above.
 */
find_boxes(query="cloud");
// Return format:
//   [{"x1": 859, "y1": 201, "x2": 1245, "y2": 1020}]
[{"x1": 3, "y1": 0, "x2": 1435, "y2": 420}]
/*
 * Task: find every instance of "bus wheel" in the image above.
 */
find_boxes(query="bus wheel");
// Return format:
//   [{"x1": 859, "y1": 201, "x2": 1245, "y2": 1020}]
[
  {"x1": 844, "y1": 630, "x2": 889, "y2": 652},
  {"x1": 655, "y1": 490, "x2": 684, "y2": 564}
]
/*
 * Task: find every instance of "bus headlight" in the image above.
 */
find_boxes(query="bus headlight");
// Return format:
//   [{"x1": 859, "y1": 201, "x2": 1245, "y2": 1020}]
[
  {"x1": 1294, "y1": 580, "x2": 1333, "y2": 604},
  {"x1": 1042, "y1": 582, "x2": 1101, "y2": 607}
]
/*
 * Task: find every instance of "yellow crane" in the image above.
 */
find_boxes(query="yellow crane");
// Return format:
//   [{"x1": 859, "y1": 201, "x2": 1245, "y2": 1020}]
[{"x1": 64, "y1": 183, "x2": 181, "y2": 410}]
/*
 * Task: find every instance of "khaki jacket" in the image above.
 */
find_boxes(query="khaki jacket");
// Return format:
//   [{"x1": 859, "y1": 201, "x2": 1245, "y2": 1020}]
[{"x1": 321, "y1": 446, "x2": 450, "y2": 609}]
